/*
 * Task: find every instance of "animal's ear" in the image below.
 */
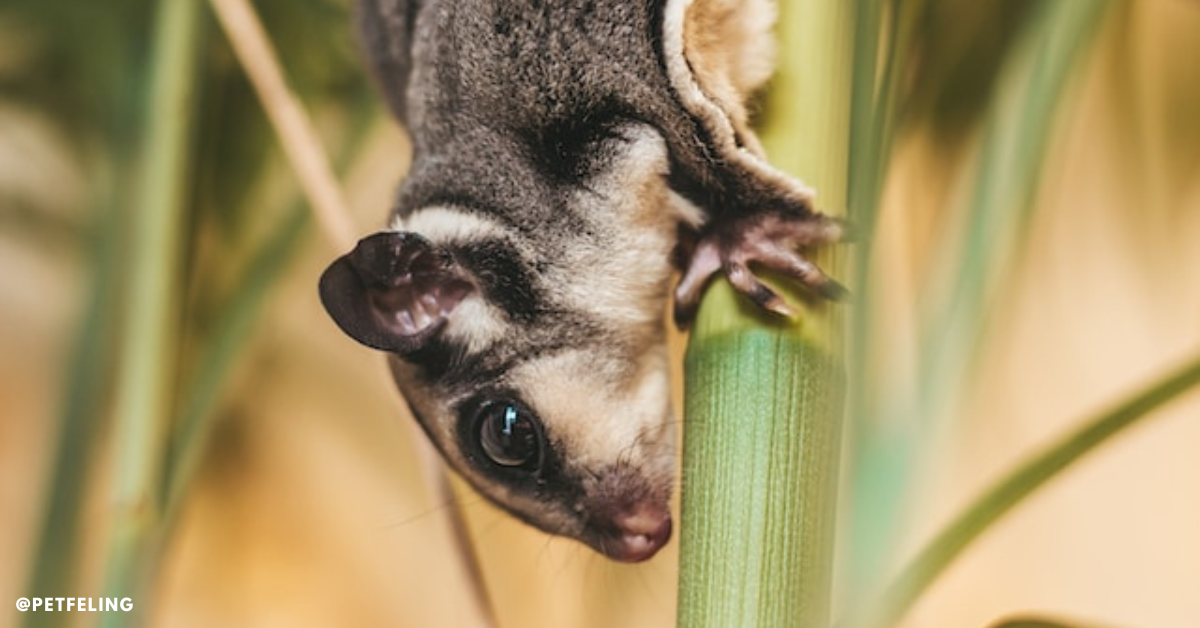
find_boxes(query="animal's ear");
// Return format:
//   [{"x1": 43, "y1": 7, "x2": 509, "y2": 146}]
[{"x1": 319, "y1": 231, "x2": 474, "y2": 353}]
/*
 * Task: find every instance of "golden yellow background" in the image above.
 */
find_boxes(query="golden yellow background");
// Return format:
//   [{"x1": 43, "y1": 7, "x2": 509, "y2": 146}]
[{"x1": 2, "y1": 1, "x2": 1199, "y2": 627}]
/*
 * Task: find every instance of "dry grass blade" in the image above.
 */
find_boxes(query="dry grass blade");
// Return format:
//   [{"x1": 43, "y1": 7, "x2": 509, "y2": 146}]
[
  {"x1": 207, "y1": 0, "x2": 356, "y2": 251},
  {"x1": 205, "y1": 1, "x2": 496, "y2": 625}
]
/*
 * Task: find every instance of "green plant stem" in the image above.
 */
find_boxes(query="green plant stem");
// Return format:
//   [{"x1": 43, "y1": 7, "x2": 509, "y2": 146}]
[
  {"x1": 845, "y1": 353, "x2": 1200, "y2": 628},
  {"x1": 676, "y1": 1, "x2": 853, "y2": 626},
  {"x1": 679, "y1": 317, "x2": 845, "y2": 628},
  {"x1": 98, "y1": 0, "x2": 203, "y2": 624}
]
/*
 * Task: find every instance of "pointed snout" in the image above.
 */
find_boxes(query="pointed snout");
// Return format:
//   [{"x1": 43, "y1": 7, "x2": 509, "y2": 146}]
[{"x1": 601, "y1": 503, "x2": 673, "y2": 562}]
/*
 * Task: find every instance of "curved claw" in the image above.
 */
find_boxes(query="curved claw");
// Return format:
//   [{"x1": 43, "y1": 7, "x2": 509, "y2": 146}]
[
  {"x1": 672, "y1": 211, "x2": 848, "y2": 329},
  {"x1": 725, "y1": 262, "x2": 798, "y2": 318},
  {"x1": 754, "y1": 247, "x2": 850, "y2": 302}
]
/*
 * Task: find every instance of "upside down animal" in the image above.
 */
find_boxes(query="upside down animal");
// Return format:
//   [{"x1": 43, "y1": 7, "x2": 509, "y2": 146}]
[{"x1": 319, "y1": 0, "x2": 845, "y2": 562}]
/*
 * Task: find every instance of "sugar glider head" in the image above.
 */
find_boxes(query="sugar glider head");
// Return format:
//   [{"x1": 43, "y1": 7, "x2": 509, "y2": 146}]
[{"x1": 319, "y1": 223, "x2": 676, "y2": 562}]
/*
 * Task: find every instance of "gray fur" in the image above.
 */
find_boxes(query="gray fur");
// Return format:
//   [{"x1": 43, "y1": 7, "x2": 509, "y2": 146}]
[{"x1": 322, "y1": 0, "x2": 830, "y2": 561}]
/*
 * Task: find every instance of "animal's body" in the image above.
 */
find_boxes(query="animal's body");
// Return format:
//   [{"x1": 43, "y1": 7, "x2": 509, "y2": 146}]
[{"x1": 320, "y1": 0, "x2": 843, "y2": 562}]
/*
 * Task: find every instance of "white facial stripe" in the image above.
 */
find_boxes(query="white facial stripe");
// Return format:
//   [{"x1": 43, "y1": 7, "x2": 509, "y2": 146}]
[
  {"x1": 543, "y1": 128, "x2": 678, "y2": 334},
  {"x1": 508, "y1": 347, "x2": 675, "y2": 479},
  {"x1": 442, "y1": 295, "x2": 507, "y2": 354},
  {"x1": 392, "y1": 205, "x2": 508, "y2": 242},
  {"x1": 392, "y1": 205, "x2": 511, "y2": 353}
]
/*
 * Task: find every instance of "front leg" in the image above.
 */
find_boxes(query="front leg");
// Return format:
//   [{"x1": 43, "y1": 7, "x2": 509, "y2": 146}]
[
  {"x1": 655, "y1": 0, "x2": 850, "y2": 328},
  {"x1": 672, "y1": 209, "x2": 848, "y2": 328}
]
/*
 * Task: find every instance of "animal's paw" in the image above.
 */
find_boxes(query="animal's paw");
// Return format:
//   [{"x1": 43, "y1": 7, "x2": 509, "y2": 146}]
[{"x1": 672, "y1": 211, "x2": 849, "y2": 328}]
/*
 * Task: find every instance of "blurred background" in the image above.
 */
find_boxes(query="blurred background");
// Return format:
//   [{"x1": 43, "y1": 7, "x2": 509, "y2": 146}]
[{"x1": 1, "y1": 0, "x2": 1198, "y2": 627}]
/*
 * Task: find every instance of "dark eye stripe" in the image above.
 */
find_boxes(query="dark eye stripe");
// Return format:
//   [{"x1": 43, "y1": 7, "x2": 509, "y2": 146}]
[
  {"x1": 453, "y1": 237, "x2": 543, "y2": 324},
  {"x1": 447, "y1": 391, "x2": 587, "y2": 528}
]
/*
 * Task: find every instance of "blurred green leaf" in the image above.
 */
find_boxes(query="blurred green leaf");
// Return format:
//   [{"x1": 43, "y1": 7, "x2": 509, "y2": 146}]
[
  {"x1": 165, "y1": 204, "x2": 309, "y2": 525},
  {"x1": 0, "y1": 0, "x2": 153, "y2": 147},
  {"x1": 846, "y1": 0, "x2": 1115, "y2": 599},
  {"x1": 14, "y1": 0, "x2": 381, "y2": 621},
  {"x1": 193, "y1": 0, "x2": 372, "y2": 237},
  {"x1": 845, "y1": 352, "x2": 1200, "y2": 628},
  {"x1": 95, "y1": 1, "x2": 204, "y2": 625},
  {"x1": 164, "y1": 108, "x2": 379, "y2": 535},
  {"x1": 21, "y1": 171, "x2": 124, "y2": 628},
  {"x1": 18, "y1": 3, "x2": 174, "y2": 625},
  {"x1": 904, "y1": 0, "x2": 1039, "y2": 139}
]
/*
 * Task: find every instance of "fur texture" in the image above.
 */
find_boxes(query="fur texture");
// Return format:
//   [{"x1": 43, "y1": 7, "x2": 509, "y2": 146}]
[{"x1": 322, "y1": 0, "x2": 826, "y2": 561}]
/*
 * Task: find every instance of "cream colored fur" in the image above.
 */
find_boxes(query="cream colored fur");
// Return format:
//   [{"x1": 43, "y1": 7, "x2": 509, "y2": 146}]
[
  {"x1": 665, "y1": 0, "x2": 816, "y2": 205},
  {"x1": 681, "y1": 0, "x2": 778, "y2": 155}
]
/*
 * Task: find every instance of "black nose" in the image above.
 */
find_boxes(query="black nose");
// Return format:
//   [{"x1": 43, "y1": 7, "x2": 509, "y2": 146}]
[{"x1": 606, "y1": 505, "x2": 672, "y2": 562}]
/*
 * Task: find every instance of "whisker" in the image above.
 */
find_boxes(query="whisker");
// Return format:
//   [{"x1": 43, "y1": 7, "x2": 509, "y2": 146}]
[{"x1": 379, "y1": 492, "x2": 485, "y2": 530}]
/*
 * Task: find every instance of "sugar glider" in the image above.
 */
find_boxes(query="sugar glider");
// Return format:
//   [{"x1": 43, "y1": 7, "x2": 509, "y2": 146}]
[{"x1": 319, "y1": 0, "x2": 845, "y2": 562}]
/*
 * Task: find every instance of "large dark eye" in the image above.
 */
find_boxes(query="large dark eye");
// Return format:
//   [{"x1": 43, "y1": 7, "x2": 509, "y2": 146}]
[{"x1": 476, "y1": 402, "x2": 541, "y2": 469}]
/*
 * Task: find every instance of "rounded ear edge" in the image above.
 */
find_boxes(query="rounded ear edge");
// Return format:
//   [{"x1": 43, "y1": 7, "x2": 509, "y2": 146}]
[{"x1": 318, "y1": 231, "x2": 464, "y2": 354}]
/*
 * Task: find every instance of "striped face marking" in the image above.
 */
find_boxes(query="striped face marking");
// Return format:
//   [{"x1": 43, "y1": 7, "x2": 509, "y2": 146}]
[{"x1": 341, "y1": 0, "x2": 805, "y2": 563}]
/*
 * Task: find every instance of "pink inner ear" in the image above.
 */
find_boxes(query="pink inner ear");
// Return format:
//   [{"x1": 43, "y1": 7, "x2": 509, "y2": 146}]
[
  {"x1": 368, "y1": 278, "x2": 471, "y2": 337},
  {"x1": 320, "y1": 230, "x2": 475, "y2": 352}
]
